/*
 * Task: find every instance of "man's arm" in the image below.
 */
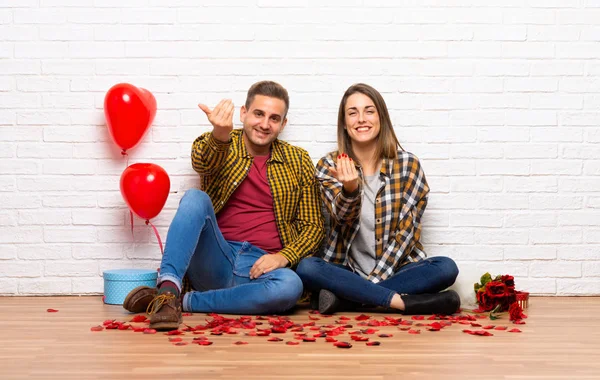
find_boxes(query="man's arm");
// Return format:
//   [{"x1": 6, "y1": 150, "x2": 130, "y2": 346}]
[
  {"x1": 191, "y1": 100, "x2": 234, "y2": 176},
  {"x1": 249, "y1": 150, "x2": 325, "y2": 277},
  {"x1": 278, "y1": 151, "x2": 325, "y2": 266}
]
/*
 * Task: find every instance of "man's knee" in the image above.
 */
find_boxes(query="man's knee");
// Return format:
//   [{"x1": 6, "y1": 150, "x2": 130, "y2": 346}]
[
  {"x1": 270, "y1": 269, "x2": 303, "y2": 310},
  {"x1": 180, "y1": 189, "x2": 212, "y2": 213}
]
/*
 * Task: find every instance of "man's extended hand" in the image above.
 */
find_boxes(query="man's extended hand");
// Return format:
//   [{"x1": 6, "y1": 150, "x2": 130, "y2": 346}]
[
  {"x1": 249, "y1": 254, "x2": 289, "y2": 280},
  {"x1": 198, "y1": 99, "x2": 234, "y2": 142}
]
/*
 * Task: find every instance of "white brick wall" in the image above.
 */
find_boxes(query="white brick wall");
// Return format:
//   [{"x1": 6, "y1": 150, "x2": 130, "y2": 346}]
[{"x1": 1, "y1": 1, "x2": 599, "y2": 296}]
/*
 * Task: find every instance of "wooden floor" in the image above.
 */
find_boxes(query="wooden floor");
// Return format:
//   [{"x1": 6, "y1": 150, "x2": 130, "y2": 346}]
[{"x1": 0, "y1": 297, "x2": 598, "y2": 380}]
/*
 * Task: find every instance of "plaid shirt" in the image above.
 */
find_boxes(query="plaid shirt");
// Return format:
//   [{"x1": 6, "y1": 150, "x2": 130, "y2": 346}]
[
  {"x1": 190, "y1": 129, "x2": 324, "y2": 267},
  {"x1": 316, "y1": 150, "x2": 429, "y2": 283}
]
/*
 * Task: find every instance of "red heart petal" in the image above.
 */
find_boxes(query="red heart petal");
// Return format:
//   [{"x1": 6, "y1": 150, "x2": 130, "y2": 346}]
[
  {"x1": 272, "y1": 326, "x2": 287, "y2": 333},
  {"x1": 130, "y1": 315, "x2": 148, "y2": 323},
  {"x1": 333, "y1": 341, "x2": 352, "y2": 348}
]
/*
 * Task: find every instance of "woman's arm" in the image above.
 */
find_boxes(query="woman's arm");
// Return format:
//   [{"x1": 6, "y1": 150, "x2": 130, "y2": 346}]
[{"x1": 315, "y1": 154, "x2": 362, "y2": 224}]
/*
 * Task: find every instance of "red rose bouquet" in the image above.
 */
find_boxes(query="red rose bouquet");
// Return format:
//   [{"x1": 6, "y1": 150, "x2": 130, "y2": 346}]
[{"x1": 473, "y1": 273, "x2": 517, "y2": 313}]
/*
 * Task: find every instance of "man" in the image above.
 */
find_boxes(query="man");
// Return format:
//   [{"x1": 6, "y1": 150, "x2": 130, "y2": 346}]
[{"x1": 122, "y1": 81, "x2": 324, "y2": 330}]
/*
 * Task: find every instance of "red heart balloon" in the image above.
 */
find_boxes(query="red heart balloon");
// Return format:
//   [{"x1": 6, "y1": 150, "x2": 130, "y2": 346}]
[
  {"x1": 120, "y1": 163, "x2": 170, "y2": 220},
  {"x1": 104, "y1": 83, "x2": 157, "y2": 152}
]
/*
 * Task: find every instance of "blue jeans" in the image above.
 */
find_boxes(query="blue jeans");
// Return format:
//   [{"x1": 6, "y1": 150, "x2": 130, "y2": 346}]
[
  {"x1": 158, "y1": 189, "x2": 303, "y2": 314},
  {"x1": 296, "y1": 256, "x2": 459, "y2": 308}
]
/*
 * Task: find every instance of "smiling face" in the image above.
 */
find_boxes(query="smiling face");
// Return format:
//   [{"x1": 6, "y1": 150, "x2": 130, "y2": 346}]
[
  {"x1": 240, "y1": 95, "x2": 287, "y2": 156},
  {"x1": 343, "y1": 93, "x2": 381, "y2": 148}
]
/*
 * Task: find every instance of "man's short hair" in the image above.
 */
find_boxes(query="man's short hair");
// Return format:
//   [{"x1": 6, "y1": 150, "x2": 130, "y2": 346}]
[{"x1": 245, "y1": 81, "x2": 290, "y2": 118}]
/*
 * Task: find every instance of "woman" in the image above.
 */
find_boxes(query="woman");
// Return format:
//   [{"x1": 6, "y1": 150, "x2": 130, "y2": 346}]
[{"x1": 296, "y1": 83, "x2": 460, "y2": 315}]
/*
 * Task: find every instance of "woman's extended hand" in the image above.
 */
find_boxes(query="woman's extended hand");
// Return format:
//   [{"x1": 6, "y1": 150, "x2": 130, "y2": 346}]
[{"x1": 329, "y1": 153, "x2": 359, "y2": 194}]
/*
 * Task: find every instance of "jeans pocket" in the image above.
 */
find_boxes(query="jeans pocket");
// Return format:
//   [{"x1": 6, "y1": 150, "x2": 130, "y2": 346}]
[{"x1": 232, "y1": 242, "x2": 266, "y2": 278}]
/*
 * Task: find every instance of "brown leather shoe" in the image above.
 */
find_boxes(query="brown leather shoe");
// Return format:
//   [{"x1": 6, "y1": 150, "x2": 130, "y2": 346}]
[
  {"x1": 147, "y1": 292, "x2": 182, "y2": 331},
  {"x1": 122, "y1": 286, "x2": 158, "y2": 313}
]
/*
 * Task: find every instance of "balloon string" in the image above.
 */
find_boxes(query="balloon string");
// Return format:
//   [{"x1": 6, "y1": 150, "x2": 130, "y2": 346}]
[
  {"x1": 121, "y1": 149, "x2": 129, "y2": 169},
  {"x1": 129, "y1": 210, "x2": 134, "y2": 237},
  {"x1": 146, "y1": 220, "x2": 164, "y2": 255}
]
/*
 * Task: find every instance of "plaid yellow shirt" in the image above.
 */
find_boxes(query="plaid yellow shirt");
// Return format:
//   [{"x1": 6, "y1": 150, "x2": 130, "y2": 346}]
[
  {"x1": 316, "y1": 150, "x2": 429, "y2": 283},
  {"x1": 190, "y1": 129, "x2": 324, "y2": 267}
]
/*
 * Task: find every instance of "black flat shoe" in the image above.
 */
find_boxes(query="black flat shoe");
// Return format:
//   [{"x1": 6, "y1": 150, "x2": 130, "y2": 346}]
[{"x1": 401, "y1": 290, "x2": 461, "y2": 315}]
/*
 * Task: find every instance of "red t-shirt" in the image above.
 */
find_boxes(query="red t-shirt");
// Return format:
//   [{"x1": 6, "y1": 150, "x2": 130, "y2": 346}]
[{"x1": 216, "y1": 155, "x2": 283, "y2": 254}]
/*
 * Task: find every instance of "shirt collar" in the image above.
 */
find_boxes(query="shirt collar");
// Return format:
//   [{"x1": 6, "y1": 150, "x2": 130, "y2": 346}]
[{"x1": 238, "y1": 130, "x2": 285, "y2": 163}]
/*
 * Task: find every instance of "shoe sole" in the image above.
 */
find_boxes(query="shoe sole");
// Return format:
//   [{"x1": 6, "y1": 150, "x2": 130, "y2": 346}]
[
  {"x1": 122, "y1": 285, "x2": 153, "y2": 313},
  {"x1": 150, "y1": 320, "x2": 182, "y2": 331},
  {"x1": 150, "y1": 313, "x2": 184, "y2": 331},
  {"x1": 318, "y1": 289, "x2": 338, "y2": 315}
]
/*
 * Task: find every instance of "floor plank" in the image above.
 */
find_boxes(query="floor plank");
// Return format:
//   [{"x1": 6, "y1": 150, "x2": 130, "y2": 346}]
[{"x1": 0, "y1": 296, "x2": 598, "y2": 380}]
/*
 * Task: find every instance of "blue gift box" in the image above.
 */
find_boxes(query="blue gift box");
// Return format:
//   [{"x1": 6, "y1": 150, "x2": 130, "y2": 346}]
[{"x1": 103, "y1": 269, "x2": 158, "y2": 305}]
